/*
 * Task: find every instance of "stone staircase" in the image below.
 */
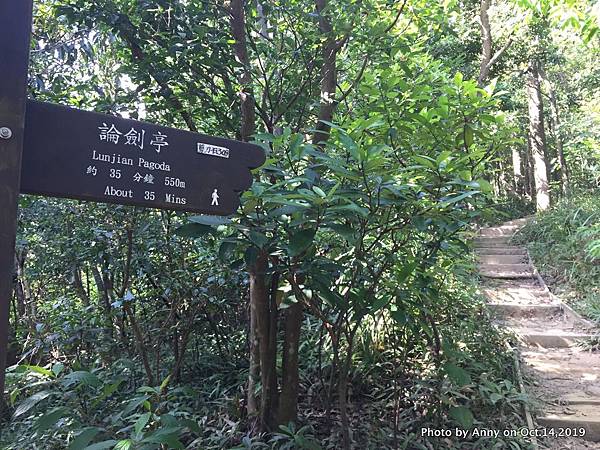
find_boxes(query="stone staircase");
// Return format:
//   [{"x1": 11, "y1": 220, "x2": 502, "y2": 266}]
[{"x1": 476, "y1": 218, "x2": 600, "y2": 448}]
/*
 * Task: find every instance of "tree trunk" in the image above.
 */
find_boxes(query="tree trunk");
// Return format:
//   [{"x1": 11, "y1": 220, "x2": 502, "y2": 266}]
[
  {"x1": 247, "y1": 297, "x2": 260, "y2": 418},
  {"x1": 229, "y1": 0, "x2": 256, "y2": 142},
  {"x1": 226, "y1": 0, "x2": 266, "y2": 427},
  {"x1": 477, "y1": 0, "x2": 513, "y2": 87},
  {"x1": 527, "y1": 60, "x2": 550, "y2": 211},
  {"x1": 312, "y1": 0, "x2": 340, "y2": 146},
  {"x1": 512, "y1": 147, "x2": 524, "y2": 195},
  {"x1": 249, "y1": 251, "x2": 278, "y2": 431},
  {"x1": 123, "y1": 303, "x2": 155, "y2": 386},
  {"x1": 278, "y1": 301, "x2": 303, "y2": 424},
  {"x1": 92, "y1": 265, "x2": 113, "y2": 336},
  {"x1": 525, "y1": 135, "x2": 535, "y2": 201},
  {"x1": 477, "y1": 0, "x2": 493, "y2": 86},
  {"x1": 13, "y1": 250, "x2": 27, "y2": 319},
  {"x1": 72, "y1": 265, "x2": 90, "y2": 307},
  {"x1": 539, "y1": 70, "x2": 569, "y2": 196}
]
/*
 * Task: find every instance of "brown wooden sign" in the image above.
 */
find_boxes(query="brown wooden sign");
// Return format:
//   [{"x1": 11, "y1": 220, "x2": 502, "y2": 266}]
[{"x1": 21, "y1": 100, "x2": 265, "y2": 215}]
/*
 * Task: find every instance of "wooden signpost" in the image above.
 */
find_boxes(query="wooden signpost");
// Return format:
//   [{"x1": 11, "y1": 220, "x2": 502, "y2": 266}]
[
  {"x1": 0, "y1": 0, "x2": 265, "y2": 416},
  {"x1": 22, "y1": 100, "x2": 265, "y2": 215}
]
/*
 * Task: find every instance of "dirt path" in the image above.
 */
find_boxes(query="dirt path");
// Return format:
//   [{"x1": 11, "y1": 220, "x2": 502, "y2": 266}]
[{"x1": 477, "y1": 219, "x2": 600, "y2": 450}]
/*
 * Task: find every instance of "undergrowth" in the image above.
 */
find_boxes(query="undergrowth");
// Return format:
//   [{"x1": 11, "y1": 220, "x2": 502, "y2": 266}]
[
  {"x1": 514, "y1": 192, "x2": 600, "y2": 322},
  {"x1": 0, "y1": 274, "x2": 531, "y2": 449}
]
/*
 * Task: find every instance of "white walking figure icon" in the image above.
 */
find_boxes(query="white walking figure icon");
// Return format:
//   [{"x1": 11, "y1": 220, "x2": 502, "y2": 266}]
[{"x1": 211, "y1": 188, "x2": 220, "y2": 206}]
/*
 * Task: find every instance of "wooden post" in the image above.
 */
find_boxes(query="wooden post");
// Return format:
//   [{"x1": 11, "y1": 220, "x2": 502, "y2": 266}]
[{"x1": 0, "y1": 0, "x2": 34, "y2": 418}]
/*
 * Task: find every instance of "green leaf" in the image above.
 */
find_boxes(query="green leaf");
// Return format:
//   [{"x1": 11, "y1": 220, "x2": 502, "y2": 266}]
[
  {"x1": 52, "y1": 363, "x2": 65, "y2": 377},
  {"x1": 312, "y1": 186, "x2": 326, "y2": 198},
  {"x1": 160, "y1": 413, "x2": 179, "y2": 428},
  {"x1": 339, "y1": 133, "x2": 360, "y2": 161},
  {"x1": 63, "y1": 371, "x2": 101, "y2": 388},
  {"x1": 22, "y1": 365, "x2": 54, "y2": 378},
  {"x1": 218, "y1": 240, "x2": 237, "y2": 261},
  {"x1": 82, "y1": 440, "x2": 118, "y2": 450},
  {"x1": 140, "y1": 427, "x2": 184, "y2": 448},
  {"x1": 249, "y1": 231, "x2": 268, "y2": 248},
  {"x1": 464, "y1": 124, "x2": 474, "y2": 148},
  {"x1": 449, "y1": 406, "x2": 474, "y2": 429},
  {"x1": 454, "y1": 71, "x2": 463, "y2": 84},
  {"x1": 13, "y1": 390, "x2": 51, "y2": 418},
  {"x1": 174, "y1": 223, "x2": 212, "y2": 238},
  {"x1": 443, "y1": 363, "x2": 471, "y2": 386},
  {"x1": 440, "y1": 191, "x2": 480, "y2": 205},
  {"x1": 328, "y1": 203, "x2": 369, "y2": 218},
  {"x1": 114, "y1": 441, "x2": 133, "y2": 450},
  {"x1": 34, "y1": 406, "x2": 69, "y2": 434},
  {"x1": 288, "y1": 229, "x2": 316, "y2": 257},
  {"x1": 489, "y1": 393, "x2": 503, "y2": 405},
  {"x1": 475, "y1": 178, "x2": 492, "y2": 193},
  {"x1": 396, "y1": 262, "x2": 416, "y2": 284},
  {"x1": 391, "y1": 309, "x2": 407, "y2": 324},
  {"x1": 370, "y1": 296, "x2": 390, "y2": 314},
  {"x1": 121, "y1": 395, "x2": 150, "y2": 417},
  {"x1": 325, "y1": 224, "x2": 356, "y2": 240},
  {"x1": 68, "y1": 427, "x2": 102, "y2": 450},
  {"x1": 188, "y1": 215, "x2": 231, "y2": 226},
  {"x1": 159, "y1": 374, "x2": 171, "y2": 392},
  {"x1": 411, "y1": 155, "x2": 437, "y2": 170},
  {"x1": 179, "y1": 418, "x2": 201, "y2": 434},
  {"x1": 134, "y1": 412, "x2": 151, "y2": 435}
]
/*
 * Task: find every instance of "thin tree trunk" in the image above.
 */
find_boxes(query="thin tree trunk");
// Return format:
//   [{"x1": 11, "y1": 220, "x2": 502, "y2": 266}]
[
  {"x1": 477, "y1": 0, "x2": 514, "y2": 87},
  {"x1": 123, "y1": 303, "x2": 155, "y2": 386},
  {"x1": 278, "y1": 301, "x2": 302, "y2": 424},
  {"x1": 312, "y1": 0, "x2": 340, "y2": 146},
  {"x1": 229, "y1": 0, "x2": 256, "y2": 142},
  {"x1": 525, "y1": 134, "x2": 535, "y2": 201},
  {"x1": 512, "y1": 147, "x2": 523, "y2": 195},
  {"x1": 527, "y1": 59, "x2": 550, "y2": 211},
  {"x1": 13, "y1": 250, "x2": 27, "y2": 319},
  {"x1": 247, "y1": 298, "x2": 260, "y2": 418},
  {"x1": 92, "y1": 265, "x2": 113, "y2": 336},
  {"x1": 72, "y1": 265, "x2": 90, "y2": 307},
  {"x1": 477, "y1": 0, "x2": 493, "y2": 86},
  {"x1": 227, "y1": 0, "x2": 263, "y2": 426},
  {"x1": 539, "y1": 70, "x2": 569, "y2": 196},
  {"x1": 250, "y1": 251, "x2": 278, "y2": 431}
]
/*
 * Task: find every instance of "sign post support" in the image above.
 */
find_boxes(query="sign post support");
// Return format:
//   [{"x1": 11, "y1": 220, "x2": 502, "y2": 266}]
[{"x1": 0, "y1": 0, "x2": 34, "y2": 417}]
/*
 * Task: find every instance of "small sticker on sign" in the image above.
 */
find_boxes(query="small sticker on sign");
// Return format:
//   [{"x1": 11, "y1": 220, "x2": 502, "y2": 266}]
[{"x1": 197, "y1": 142, "x2": 230, "y2": 159}]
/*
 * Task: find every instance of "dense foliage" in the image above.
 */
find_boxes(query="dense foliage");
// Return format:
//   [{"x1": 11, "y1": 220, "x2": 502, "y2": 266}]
[{"x1": 515, "y1": 193, "x2": 600, "y2": 322}]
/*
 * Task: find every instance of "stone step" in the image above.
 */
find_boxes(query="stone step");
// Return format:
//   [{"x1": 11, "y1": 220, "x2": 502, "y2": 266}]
[
  {"x1": 475, "y1": 247, "x2": 527, "y2": 255},
  {"x1": 483, "y1": 287, "x2": 554, "y2": 306},
  {"x1": 502, "y1": 311, "x2": 598, "y2": 347},
  {"x1": 521, "y1": 347, "x2": 600, "y2": 399},
  {"x1": 502, "y1": 312, "x2": 595, "y2": 332},
  {"x1": 483, "y1": 278, "x2": 544, "y2": 289},
  {"x1": 479, "y1": 263, "x2": 535, "y2": 279},
  {"x1": 517, "y1": 332, "x2": 598, "y2": 348},
  {"x1": 537, "y1": 405, "x2": 600, "y2": 442},
  {"x1": 476, "y1": 234, "x2": 513, "y2": 241},
  {"x1": 478, "y1": 254, "x2": 527, "y2": 265},
  {"x1": 563, "y1": 395, "x2": 600, "y2": 406},
  {"x1": 474, "y1": 237, "x2": 513, "y2": 246},
  {"x1": 479, "y1": 226, "x2": 520, "y2": 237},
  {"x1": 480, "y1": 271, "x2": 535, "y2": 279},
  {"x1": 487, "y1": 303, "x2": 563, "y2": 318}
]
